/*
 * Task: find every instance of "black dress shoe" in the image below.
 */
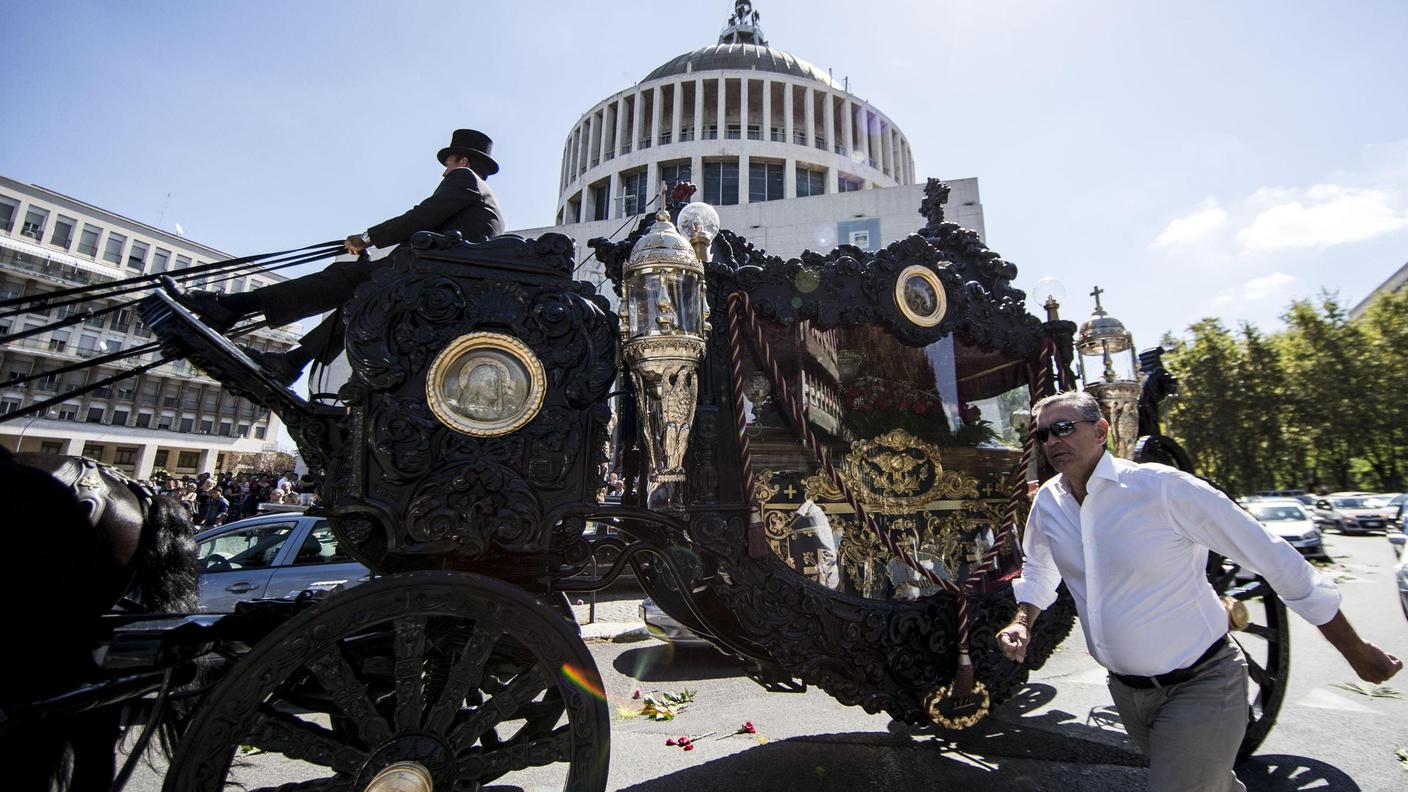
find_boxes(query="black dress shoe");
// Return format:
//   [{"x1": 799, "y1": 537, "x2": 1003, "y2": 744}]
[
  {"x1": 159, "y1": 275, "x2": 240, "y2": 332},
  {"x1": 240, "y1": 346, "x2": 302, "y2": 387}
]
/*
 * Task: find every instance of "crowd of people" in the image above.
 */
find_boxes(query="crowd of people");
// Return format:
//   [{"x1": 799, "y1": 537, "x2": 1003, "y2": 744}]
[{"x1": 154, "y1": 470, "x2": 313, "y2": 529}]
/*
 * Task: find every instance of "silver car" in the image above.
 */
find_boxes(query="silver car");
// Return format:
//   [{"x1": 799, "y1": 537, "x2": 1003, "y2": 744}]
[
  {"x1": 194, "y1": 513, "x2": 370, "y2": 612},
  {"x1": 1247, "y1": 500, "x2": 1327, "y2": 559}
]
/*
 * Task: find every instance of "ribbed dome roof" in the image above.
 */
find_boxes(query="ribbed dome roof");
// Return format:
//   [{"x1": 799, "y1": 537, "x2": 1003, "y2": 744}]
[{"x1": 642, "y1": 43, "x2": 840, "y2": 89}]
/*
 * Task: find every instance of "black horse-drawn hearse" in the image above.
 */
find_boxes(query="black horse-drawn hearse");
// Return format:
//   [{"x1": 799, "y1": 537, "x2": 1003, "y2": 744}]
[{"x1": 0, "y1": 181, "x2": 1288, "y2": 791}]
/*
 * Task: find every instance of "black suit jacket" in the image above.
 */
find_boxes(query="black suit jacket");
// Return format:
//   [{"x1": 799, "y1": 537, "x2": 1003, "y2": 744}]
[{"x1": 366, "y1": 167, "x2": 505, "y2": 247}]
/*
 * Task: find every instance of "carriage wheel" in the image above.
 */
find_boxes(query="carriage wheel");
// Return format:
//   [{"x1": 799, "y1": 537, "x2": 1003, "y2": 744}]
[
  {"x1": 1207, "y1": 557, "x2": 1291, "y2": 759},
  {"x1": 163, "y1": 571, "x2": 609, "y2": 792}
]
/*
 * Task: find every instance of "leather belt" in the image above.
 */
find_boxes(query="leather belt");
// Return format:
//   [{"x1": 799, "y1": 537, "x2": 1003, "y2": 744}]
[{"x1": 1110, "y1": 635, "x2": 1229, "y2": 690}]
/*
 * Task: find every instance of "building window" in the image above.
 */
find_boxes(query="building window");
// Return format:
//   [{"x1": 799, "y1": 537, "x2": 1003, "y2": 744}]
[
  {"x1": 78, "y1": 225, "x2": 101, "y2": 256},
  {"x1": 200, "y1": 419, "x2": 213, "y2": 434},
  {"x1": 254, "y1": 426, "x2": 267, "y2": 440},
  {"x1": 102, "y1": 233, "x2": 127, "y2": 265},
  {"x1": 591, "y1": 182, "x2": 610, "y2": 222},
  {"x1": 177, "y1": 451, "x2": 200, "y2": 469},
  {"x1": 838, "y1": 175, "x2": 863, "y2": 193},
  {"x1": 49, "y1": 216, "x2": 76, "y2": 249},
  {"x1": 135, "y1": 413, "x2": 152, "y2": 428},
  {"x1": 660, "y1": 163, "x2": 692, "y2": 192},
  {"x1": 725, "y1": 124, "x2": 741, "y2": 140},
  {"x1": 621, "y1": 170, "x2": 649, "y2": 216},
  {"x1": 153, "y1": 449, "x2": 168, "y2": 467},
  {"x1": 157, "y1": 416, "x2": 172, "y2": 430},
  {"x1": 702, "y1": 161, "x2": 739, "y2": 206},
  {"x1": 41, "y1": 441, "x2": 63, "y2": 455},
  {"x1": 236, "y1": 423, "x2": 250, "y2": 437},
  {"x1": 702, "y1": 125, "x2": 718, "y2": 141},
  {"x1": 1, "y1": 398, "x2": 20, "y2": 415},
  {"x1": 21, "y1": 207, "x2": 48, "y2": 240},
  {"x1": 749, "y1": 162, "x2": 785, "y2": 203},
  {"x1": 219, "y1": 421, "x2": 233, "y2": 437},
  {"x1": 152, "y1": 248, "x2": 171, "y2": 272},
  {"x1": 797, "y1": 166, "x2": 826, "y2": 198},
  {"x1": 114, "y1": 447, "x2": 136, "y2": 466},
  {"x1": 126, "y1": 240, "x2": 149, "y2": 271},
  {"x1": 746, "y1": 124, "x2": 762, "y2": 141},
  {"x1": 175, "y1": 254, "x2": 192, "y2": 272},
  {"x1": 57, "y1": 405, "x2": 78, "y2": 420},
  {"x1": 0, "y1": 198, "x2": 16, "y2": 232},
  {"x1": 111, "y1": 409, "x2": 129, "y2": 426},
  {"x1": 86, "y1": 406, "x2": 106, "y2": 423},
  {"x1": 38, "y1": 370, "x2": 59, "y2": 391},
  {"x1": 111, "y1": 308, "x2": 132, "y2": 334},
  {"x1": 48, "y1": 331, "x2": 70, "y2": 352},
  {"x1": 179, "y1": 417, "x2": 194, "y2": 433}
]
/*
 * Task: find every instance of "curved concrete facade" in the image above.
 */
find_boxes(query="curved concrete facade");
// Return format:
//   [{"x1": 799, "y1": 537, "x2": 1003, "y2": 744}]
[{"x1": 556, "y1": 21, "x2": 914, "y2": 225}]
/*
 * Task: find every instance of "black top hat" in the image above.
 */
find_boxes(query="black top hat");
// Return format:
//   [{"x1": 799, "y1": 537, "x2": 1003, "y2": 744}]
[{"x1": 437, "y1": 128, "x2": 499, "y2": 175}]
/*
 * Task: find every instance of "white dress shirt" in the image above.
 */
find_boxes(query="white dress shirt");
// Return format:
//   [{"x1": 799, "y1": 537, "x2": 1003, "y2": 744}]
[{"x1": 1012, "y1": 452, "x2": 1341, "y2": 676}]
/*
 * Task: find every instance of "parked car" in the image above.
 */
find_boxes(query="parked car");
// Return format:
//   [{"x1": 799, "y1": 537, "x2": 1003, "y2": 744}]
[
  {"x1": 640, "y1": 597, "x2": 716, "y2": 649},
  {"x1": 1245, "y1": 500, "x2": 1327, "y2": 559},
  {"x1": 1312, "y1": 494, "x2": 1395, "y2": 534},
  {"x1": 1388, "y1": 526, "x2": 1407, "y2": 619},
  {"x1": 1375, "y1": 493, "x2": 1406, "y2": 530},
  {"x1": 194, "y1": 513, "x2": 370, "y2": 612}
]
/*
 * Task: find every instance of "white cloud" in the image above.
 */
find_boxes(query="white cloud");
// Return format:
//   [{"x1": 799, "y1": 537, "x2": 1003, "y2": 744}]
[
  {"x1": 1241, "y1": 272, "x2": 1297, "y2": 301},
  {"x1": 1236, "y1": 185, "x2": 1408, "y2": 252},
  {"x1": 1151, "y1": 200, "x2": 1227, "y2": 248}
]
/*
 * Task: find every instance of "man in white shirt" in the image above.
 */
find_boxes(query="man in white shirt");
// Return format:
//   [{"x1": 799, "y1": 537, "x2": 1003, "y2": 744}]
[{"x1": 998, "y1": 391, "x2": 1399, "y2": 791}]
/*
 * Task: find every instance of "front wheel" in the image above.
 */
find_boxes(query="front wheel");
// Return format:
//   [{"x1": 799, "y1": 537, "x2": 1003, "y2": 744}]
[{"x1": 164, "y1": 571, "x2": 610, "y2": 792}]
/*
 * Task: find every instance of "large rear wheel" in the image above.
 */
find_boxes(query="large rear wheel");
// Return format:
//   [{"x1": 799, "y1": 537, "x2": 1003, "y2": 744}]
[
  {"x1": 1207, "y1": 557, "x2": 1290, "y2": 759},
  {"x1": 164, "y1": 571, "x2": 610, "y2": 791}
]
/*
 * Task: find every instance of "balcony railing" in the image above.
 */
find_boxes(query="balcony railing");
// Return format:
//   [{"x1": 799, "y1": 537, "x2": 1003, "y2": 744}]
[
  {"x1": 680, "y1": 129, "x2": 695, "y2": 142},
  {"x1": 658, "y1": 132, "x2": 672, "y2": 145},
  {"x1": 770, "y1": 130, "x2": 785, "y2": 142}
]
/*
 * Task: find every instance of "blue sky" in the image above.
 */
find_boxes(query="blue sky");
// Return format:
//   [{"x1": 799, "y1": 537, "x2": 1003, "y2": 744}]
[{"x1": 2, "y1": 0, "x2": 1405, "y2": 350}]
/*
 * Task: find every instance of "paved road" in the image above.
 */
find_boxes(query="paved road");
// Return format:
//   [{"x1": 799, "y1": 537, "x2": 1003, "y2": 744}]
[{"x1": 126, "y1": 530, "x2": 1407, "y2": 791}]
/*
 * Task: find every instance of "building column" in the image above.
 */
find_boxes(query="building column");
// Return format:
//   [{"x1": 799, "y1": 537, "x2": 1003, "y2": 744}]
[
  {"x1": 784, "y1": 156, "x2": 797, "y2": 199},
  {"x1": 857, "y1": 104, "x2": 870, "y2": 172},
  {"x1": 883, "y1": 125, "x2": 895, "y2": 178},
  {"x1": 646, "y1": 161, "x2": 659, "y2": 206},
  {"x1": 715, "y1": 77, "x2": 726, "y2": 138},
  {"x1": 739, "y1": 154, "x2": 750, "y2": 205},
  {"x1": 825, "y1": 163, "x2": 836, "y2": 194},
  {"x1": 690, "y1": 153, "x2": 703, "y2": 193},
  {"x1": 694, "y1": 77, "x2": 705, "y2": 139},
  {"x1": 761, "y1": 78, "x2": 772, "y2": 141},
  {"x1": 650, "y1": 85, "x2": 663, "y2": 147},
  {"x1": 134, "y1": 442, "x2": 158, "y2": 480},
  {"x1": 597, "y1": 108, "x2": 609, "y2": 164},
  {"x1": 61, "y1": 436, "x2": 84, "y2": 456},
  {"x1": 783, "y1": 82, "x2": 794, "y2": 144},
  {"x1": 844, "y1": 100, "x2": 856, "y2": 157},
  {"x1": 672, "y1": 82, "x2": 683, "y2": 143},
  {"x1": 823, "y1": 91, "x2": 835, "y2": 153},
  {"x1": 582, "y1": 115, "x2": 594, "y2": 172},
  {"x1": 610, "y1": 171, "x2": 623, "y2": 219},
  {"x1": 614, "y1": 96, "x2": 627, "y2": 155},
  {"x1": 739, "y1": 77, "x2": 749, "y2": 139},
  {"x1": 803, "y1": 86, "x2": 815, "y2": 146},
  {"x1": 632, "y1": 90, "x2": 644, "y2": 152}
]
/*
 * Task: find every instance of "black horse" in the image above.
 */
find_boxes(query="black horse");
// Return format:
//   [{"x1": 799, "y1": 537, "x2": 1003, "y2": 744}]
[{"x1": 0, "y1": 449, "x2": 199, "y2": 791}]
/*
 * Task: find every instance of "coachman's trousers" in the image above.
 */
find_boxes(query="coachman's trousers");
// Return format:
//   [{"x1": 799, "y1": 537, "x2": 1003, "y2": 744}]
[{"x1": 1107, "y1": 642, "x2": 1249, "y2": 792}]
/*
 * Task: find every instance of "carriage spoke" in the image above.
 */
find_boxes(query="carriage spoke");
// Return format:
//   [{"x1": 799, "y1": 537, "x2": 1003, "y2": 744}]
[
  {"x1": 394, "y1": 615, "x2": 429, "y2": 732},
  {"x1": 1244, "y1": 653, "x2": 1271, "y2": 688},
  {"x1": 423, "y1": 608, "x2": 505, "y2": 733},
  {"x1": 1241, "y1": 621, "x2": 1274, "y2": 640},
  {"x1": 247, "y1": 704, "x2": 366, "y2": 775},
  {"x1": 454, "y1": 725, "x2": 574, "y2": 783},
  {"x1": 249, "y1": 777, "x2": 354, "y2": 792},
  {"x1": 447, "y1": 667, "x2": 553, "y2": 748},
  {"x1": 308, "y1": 646, "x2": 393, "y2": 746}
]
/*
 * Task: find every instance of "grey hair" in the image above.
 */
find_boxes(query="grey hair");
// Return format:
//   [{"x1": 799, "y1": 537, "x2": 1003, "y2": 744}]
[{"x1": 1032, "y1": 391, "x2": 1103, "y2": 423}]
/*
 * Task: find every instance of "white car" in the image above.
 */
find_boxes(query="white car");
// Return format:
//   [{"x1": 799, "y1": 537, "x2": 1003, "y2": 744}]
[
  {"x1": 194, "y1": 513, "x2": 371, "y2": 612},
  {"x1": 1246, "y1": 500, "x2": 1327, "y2": 559}
]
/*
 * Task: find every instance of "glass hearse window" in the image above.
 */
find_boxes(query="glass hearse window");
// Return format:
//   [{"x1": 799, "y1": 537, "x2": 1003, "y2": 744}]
[{"x1": 741, "y1": 318, "x2": 1030, "y2": 602}]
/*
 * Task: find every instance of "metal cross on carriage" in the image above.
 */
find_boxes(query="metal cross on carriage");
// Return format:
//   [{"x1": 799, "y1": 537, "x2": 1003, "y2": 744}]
[{"x1": 1, "y1": 180, "x2": 1290, "y2": 791}]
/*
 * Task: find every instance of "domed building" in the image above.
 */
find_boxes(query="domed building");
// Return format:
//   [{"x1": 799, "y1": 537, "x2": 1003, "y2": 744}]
[{"x1": 513, "y1": 1, "x2": 986, "y2": 287}]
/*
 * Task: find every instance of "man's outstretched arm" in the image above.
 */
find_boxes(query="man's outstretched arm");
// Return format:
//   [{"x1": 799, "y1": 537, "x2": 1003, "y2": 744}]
[
  {"x1": 1317, "y1": 611, "x2": 1402, "y2": 683},
  {"x1": 998, "y1": 602, "x2": 1042, "y2": 664}
]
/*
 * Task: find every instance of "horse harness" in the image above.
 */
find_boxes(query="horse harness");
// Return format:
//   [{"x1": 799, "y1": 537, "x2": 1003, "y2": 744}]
[{"x1": 51, "y1": 456, "x2": 155, "y2": 527}]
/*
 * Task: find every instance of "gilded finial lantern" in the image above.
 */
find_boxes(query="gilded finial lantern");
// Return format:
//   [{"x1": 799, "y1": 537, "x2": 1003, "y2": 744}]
[
  {"x1": 621, "y1": 207, "x2": 714, "y2": 509},
  {"x1": 1077, "y1": 286, "x2": 1141, "y2": 458}
]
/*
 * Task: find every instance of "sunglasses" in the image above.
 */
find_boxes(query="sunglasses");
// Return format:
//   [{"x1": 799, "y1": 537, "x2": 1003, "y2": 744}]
[{"x1": 1034, "y1": 419, "x2": 1095, "y2": 444}]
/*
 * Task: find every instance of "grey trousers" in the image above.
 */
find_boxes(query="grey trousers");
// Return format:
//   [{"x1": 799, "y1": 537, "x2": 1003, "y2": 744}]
[{"x1": 1107, "y1": 642, "x2": 1249, "y2": 792}]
